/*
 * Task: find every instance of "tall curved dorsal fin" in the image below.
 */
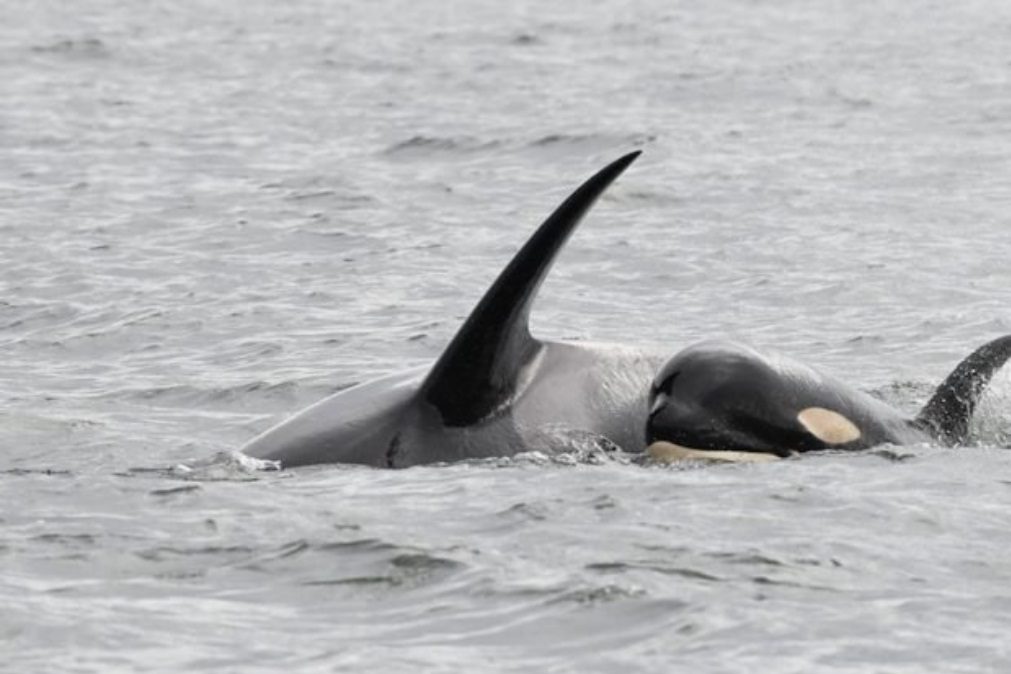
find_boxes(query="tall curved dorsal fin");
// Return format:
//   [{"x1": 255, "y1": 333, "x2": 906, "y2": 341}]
[
  {"x1": 914, "y1": 334, "x2": 1011, "y2": 444},
  {"x1": 420, "y1": 151, "x2": 641, "y2": 426}
]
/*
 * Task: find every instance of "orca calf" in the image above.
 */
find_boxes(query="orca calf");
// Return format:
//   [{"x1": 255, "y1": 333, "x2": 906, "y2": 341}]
[
  {"x1": 646, "y1": 336, "x2": 1011, "y2": 463},
  {"x1": 242, "y1": 152, "x2": 667, "y2": 468}
]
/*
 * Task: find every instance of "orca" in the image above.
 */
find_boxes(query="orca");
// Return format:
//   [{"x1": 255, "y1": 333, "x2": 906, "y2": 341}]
[
  {"x1": 242, "y1": 152, "x2": 667, "y2": 468},
  {"x1": 646, "y1": 336, "x2": 1011, "y2": 463}
]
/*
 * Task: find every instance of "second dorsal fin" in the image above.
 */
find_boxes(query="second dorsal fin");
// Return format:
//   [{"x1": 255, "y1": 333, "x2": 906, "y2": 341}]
[
  {"x1": 914, "y1": 334, "x2": 1011, "y2": 444},
  {"x1": 419, "y1": 151, "x2": 641, "y2": 426}
]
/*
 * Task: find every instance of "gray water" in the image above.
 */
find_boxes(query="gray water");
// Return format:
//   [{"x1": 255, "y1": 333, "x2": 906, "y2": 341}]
[{"x1": 3, "y1": 1, "x2": 1011, "y2": 671}]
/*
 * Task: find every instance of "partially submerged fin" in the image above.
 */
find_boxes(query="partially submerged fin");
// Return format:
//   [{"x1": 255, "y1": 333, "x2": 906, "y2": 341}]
[
  {"x1": 914, "y1": 335, "x2": 1011, "y2": 444},
  {"x1": 420, "y1": 151, "x2": 641, "y2": 426}
]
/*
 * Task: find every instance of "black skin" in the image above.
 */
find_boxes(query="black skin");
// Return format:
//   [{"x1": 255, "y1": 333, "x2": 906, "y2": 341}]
[{"x1": 644, "y1": 338, "x2": 1011, "y2": 457}]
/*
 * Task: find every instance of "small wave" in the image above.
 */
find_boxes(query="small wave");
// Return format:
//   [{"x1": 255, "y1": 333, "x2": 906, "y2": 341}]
[
  {"x1": 149, "y1": 484, "x2": 202, "y2": 498},
  {"x1": 381, "y1": 132, "x2": 654, "y2": 163},
  {"x1": 241, "y1": 536, "x2": 467, "y2": 584},
  {"x1": 750, "y1": 575, "x2": 837, "y2": 591},
  {"x1": 0, "y1": 467, "x2": 73, "y2": 478},
  {"x1": 585, "y1": 561, "x2": 722, "y2": 582},
  {"x1": 455, "y1": 429, "x2": 634, "y2": 470},
  {"x1": 383, "y1": 135, "x2": 501, "y2": 156},
  {"x1": 510, "y1": 33, "x2": 542, "y2": 46},
  {"x1": 114, "y1": 379, "x2": 329, "y2": 410},
  {"x1": 284, "y1": 191, "x2": 376, "y2": 213},
  {"x1": 463, "y1": 447, "x2": 634, "y2": 470},
  {"x1": 1, "y1": 301, "x2": 80, "y2": 333},
  {"x1": 135, "y1": 544, "x2": 256, "y2": 563},
  {"x1": 268, "y1": 540, "x2": 313, "y2": 560},
  {"x1": 705, "y1": 551, "x2": 786, "y2": 568},
  {"x1": 528, "y1": 132, "x2": 657, "y2": 150},
  {"x1": 548, "y1": 584, "x2": 646, "y2": 605},
  {"x1": 285, "y1": 189, "x2": 338, "y2": 202},
  {"x1": 317, "y1": 538, "x2": 400, "y2": 553},
  {"x1": 497, "y1": 501, "x2": 551, "y2": 522},
  {"x1": 530, "y1": 133, "x2": 596, "y2": 147},
  {"x1": 170, "y1": 451, "x2": 281, "y2": 480},
  {"x1": 32, "y1": 533, "x2": 97, "y2": 547},
  {"x1": 303, "y1": 576, "x2": 399, "y2": 587},
  {"x1": 866, "y1": 447, "x2": 918, "y2": 462},
  {"x1": 30, "y1": 37, "x2": 109, "y2": 58},
  {"x1": 390, "y1": 553, "x2": 463, "y2": 572},
  {"x1": 296, "y1": 539, "x2": 465, "y2": 589}
]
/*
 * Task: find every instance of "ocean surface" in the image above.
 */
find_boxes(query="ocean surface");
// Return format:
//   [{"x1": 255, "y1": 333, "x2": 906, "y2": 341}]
[{"x1": 3, "y1": 1, "x2": 1011, "y2": 671}]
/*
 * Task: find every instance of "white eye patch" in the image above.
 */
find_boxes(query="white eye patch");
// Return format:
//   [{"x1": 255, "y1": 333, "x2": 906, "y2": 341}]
[{"x1": 797, "y1": 407, "x2": 861, "y2": 444}]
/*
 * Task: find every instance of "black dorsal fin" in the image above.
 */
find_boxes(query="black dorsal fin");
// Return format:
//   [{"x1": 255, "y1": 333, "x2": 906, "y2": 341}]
[
  {"x1": 914, "y1": 334, "x2": 1011, "y2": 444},
  {"x1": 419, "y1": 151, "x2": 641, "y2": 426}
]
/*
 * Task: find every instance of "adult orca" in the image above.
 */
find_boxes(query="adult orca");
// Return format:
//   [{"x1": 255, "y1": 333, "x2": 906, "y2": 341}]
[
  {"x1": 646, "y1": 336, "x2": 1011, "y2": 463},
  {"x1": 242, "y1": 152, "x2": 666, "y2": 468}
]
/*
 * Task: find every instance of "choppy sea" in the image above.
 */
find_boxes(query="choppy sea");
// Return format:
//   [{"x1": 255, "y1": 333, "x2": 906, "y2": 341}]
[{"x1": 2, "y1": 1, "x2": 1010, "y2": 671}]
